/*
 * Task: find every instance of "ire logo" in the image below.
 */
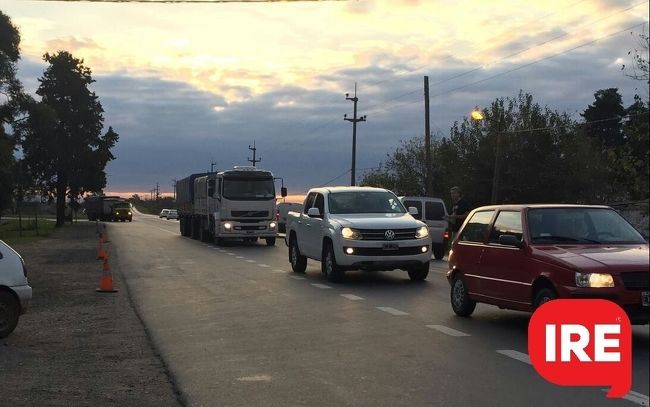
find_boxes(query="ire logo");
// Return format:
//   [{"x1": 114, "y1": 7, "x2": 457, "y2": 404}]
[{"x1": 528, "y1": 299, "x2": 632, "y2": 398}]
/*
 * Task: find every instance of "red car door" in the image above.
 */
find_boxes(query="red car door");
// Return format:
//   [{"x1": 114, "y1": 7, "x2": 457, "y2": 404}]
[
  {"x1": 479, "y1": 210, "x2": 531, "y2": 309},
  {"x1": 452, "y1": 210, "x2": 495, "y2": 297}
]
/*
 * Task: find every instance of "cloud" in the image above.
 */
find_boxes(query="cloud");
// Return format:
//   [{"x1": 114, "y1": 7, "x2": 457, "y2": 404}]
[{"x1": 45, "y1": 36, "x2": 103, "y2": 54}]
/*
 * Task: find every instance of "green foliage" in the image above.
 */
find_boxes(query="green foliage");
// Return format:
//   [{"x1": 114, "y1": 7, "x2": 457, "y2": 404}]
[{"x1": 17, "y1": 51, "x2": 118, "y2": 227}]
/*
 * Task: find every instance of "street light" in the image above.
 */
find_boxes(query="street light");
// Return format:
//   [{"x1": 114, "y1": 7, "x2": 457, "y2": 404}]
[{"x1": 470, "y1": 108, "x2": 500, "y2": 204}]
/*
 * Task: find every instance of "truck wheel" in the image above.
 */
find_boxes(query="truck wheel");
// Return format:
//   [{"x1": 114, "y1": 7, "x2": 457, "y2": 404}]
[
  {"x1": 289, "y1": 237, "x2": 307, "y2": 273},
  {"x1": 191, "y1": 219, "x2": 199, "y2": 240},
  {"x1": 215, "y1": 237, "x2": 225, "y2": 246},
  {"x1": 451, "y1": 275, "x2": 476, "y2": 317},
  {"x1": 265, "y1": 237, "x2": 276, "y2": 246},
  {"x1": 322, "y1": 242, "x2": 344, "y2": 283},
  {"x1": 407, "y1": 262, "x2": 429, "y2": 281},
  {"x1": 179, "y1": 218, "x2": 185, "y2": 236},
  {"x1": 0, "y1": 291, "x2": 20, "y2": 339},
  {"x1": 433, "y1": 244, "x2": 445, "y2": 260}
]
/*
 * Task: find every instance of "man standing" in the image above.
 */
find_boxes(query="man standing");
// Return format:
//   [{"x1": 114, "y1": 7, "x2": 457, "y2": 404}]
[{"x1": 446, "y1": 186, "x2": 471, "y2": 241}]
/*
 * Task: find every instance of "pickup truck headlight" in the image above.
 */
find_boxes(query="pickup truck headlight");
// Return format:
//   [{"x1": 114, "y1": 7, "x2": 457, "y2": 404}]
[
  {"x1": 223, "y1": 222, "x2": 233, "y2": 230},
  {"x1": 575, "y1": 272, "x2": 615, "y2": 288},
  {"x1": 341, "y1": 227, "x2": 361, "y2": 240},
  {"x1": 128, "y1": 211, "x2": 132, "y2": 215},
  {"x1": 270, "y1": 222, "x2": 277, "y2": 229},
  {"x1": 415, "y1": 226, "x2": 429, "y2": 239}
]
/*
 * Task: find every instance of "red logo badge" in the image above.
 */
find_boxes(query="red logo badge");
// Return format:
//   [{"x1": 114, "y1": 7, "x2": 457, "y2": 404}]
[{"x1": 528, "y1": 299, "x2": 632, "y2": 398}]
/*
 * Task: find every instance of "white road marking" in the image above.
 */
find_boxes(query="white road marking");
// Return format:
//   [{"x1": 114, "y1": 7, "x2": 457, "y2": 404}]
[
  {"x1": 246, "y1": 259, "x2": 256, "y2": 263},
  {"x1": 290, "y1": 276, "x2": 305, "y2": 280},
  {"x1": 496, "y1": 350, "x2": 531, "y2": 365},
  {"x1": 376, "y1": 307, "x2": 409, "y2": 316},
  {"x1": 236, "y1": 256, "x2": 245, "y2": 259},
  {"x1": 426, "y1": 325, "x2": 470, "y2": 337},
  {"x1": 236, "y1": 374, "x2": 272, "y2": 382},
  {"x1": 340, "y1": 294, "x2": 364, "y2": 301},
  {"x1": 601, "y1": 390, "x2": 650, "y2": 406},
  {"x1": 258, "y1": 264, "x2": 271, "y2": 268},
  {"x1": 273, "y1": 269, "x2": 286, "y2": 273},
  {"x1": 155, "y1": 265, "x2": 173, "y2": 270},
  {"x1": 311, "y1": 283, "x2": 331, "y2": 289},
  {"x1": 227, "y1": 253, "x2": 236, "y2": 256}
]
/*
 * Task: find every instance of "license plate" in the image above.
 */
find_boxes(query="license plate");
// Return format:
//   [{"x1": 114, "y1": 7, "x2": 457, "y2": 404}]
[
  {"x1": 642, "y1": 291, "x2": 650, "y2": 307},
  {"x1": 246, "y1": 231, "x2": 254, "y2": 234},
  {"x1": 382, "y1": 243, "x2": 399, "y2": 251}
]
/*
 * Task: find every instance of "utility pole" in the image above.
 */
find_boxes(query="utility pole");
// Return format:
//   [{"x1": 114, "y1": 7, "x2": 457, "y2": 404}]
[
  {"x1": 424, "y1": 76, "x2": 432, "y2": 197},
  {"x1": 172, "y1": 179, "x2": 177, "y2": 202},
  {"x1": 491, "y1": 129, "x2": 502, "y2": 205},
  {"x1": 210, "y1": 158, "x2": 217, "y2": 173},
  {"x1": 155, "y1": 182, "x2": 160, "y2": 201},
  {"x1": 344, "y1": 83, "x2": 367, "y2": 186},
  {"x1": 248, "y1": 141, "x2": 261, "y2": 167}
]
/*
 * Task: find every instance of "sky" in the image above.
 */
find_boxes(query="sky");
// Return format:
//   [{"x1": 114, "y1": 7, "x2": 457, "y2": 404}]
[{"x1": 3, "y1": 0, "x2": 649, "y2": 199}]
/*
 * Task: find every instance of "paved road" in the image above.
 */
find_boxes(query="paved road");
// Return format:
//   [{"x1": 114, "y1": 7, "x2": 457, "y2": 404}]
[{"x1": 108, "y1": 212, "x2": 650, "y2": 407}]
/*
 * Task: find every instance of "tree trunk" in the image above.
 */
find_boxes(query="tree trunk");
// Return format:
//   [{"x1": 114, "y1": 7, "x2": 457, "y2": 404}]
[{"x1": 56, "y1": 177, "x2": 67, "y2": 227}]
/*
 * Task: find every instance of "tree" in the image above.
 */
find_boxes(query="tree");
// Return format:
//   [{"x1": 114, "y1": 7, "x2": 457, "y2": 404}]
[
  {"x1": 622, "y1": 29, "x2": 649, "y2": 96},
  {"x1": 582, "y1": 88, "x2": 626, "y2": 149},
  {"x1": 0, "y1": 11, "x2": 25, "y2": 217},
  {"x1": 19, "y1": 51, "x2": 118, "y2": 226}
]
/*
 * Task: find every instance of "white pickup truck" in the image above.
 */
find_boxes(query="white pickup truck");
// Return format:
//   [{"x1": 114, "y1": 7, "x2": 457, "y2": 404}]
[{"x1": 285, "y1": 186, "x2": 432, "y2": 282}]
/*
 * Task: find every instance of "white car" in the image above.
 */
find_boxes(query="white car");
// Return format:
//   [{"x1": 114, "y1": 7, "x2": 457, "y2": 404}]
[
  {"x1": 159, "y1": 209, "x2": 170, "y2": 218},
  {"x1": 167, "y1": 209, "x2": 179, "y2": 220},
  {"x1": 285, "y1": 187, "x2": 432, "y2": 282},
  {"x1": 0, "y1": 240, "x2": 32, "y2": 338}
]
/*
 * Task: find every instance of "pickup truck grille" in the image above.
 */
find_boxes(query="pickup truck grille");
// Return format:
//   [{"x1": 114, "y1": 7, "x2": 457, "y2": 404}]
[
  {"x1": 357, "y1": 228, "x2": 418, "y2": 241},
  {"x1": 351, "y1": 246, "x2": 424, "y2": 256},
  {"x1": 232, "y1": 210, "x2": 269, "y2": 218},
  {"x1": 621, "y1": 272, "x2": 649, "y2": 291}
]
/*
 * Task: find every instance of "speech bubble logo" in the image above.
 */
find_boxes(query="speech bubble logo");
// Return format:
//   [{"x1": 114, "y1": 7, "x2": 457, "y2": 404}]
[{"x1": 528, "y1": 299, "x2": 631, "y2": 398}]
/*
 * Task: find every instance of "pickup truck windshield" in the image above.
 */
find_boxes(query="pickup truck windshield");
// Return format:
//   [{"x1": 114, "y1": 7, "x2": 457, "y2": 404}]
[
  {"x1": 223, "y1": 178, "x2": 275, "y2": 200},
  {"x1": 528, "y1": 208, "x2": 646, "y2": 244},
  {"x1": 328, "y1": 191, "x2": 406, "y2": 214},
  {"x1": 113, "y1": 203, "x2": 130, "y2": 209}
]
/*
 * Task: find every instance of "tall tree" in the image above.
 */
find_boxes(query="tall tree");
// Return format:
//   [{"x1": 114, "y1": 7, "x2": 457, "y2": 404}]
[
  {"x1": 582, "y1": 88, "x2": 626, "y2": 149},
  {"x1": 0, "y1": 11, "x2": 25, "y2": 217},
  {"x1": 19, "y1": 51, "x2": 118, "y2": 226}
]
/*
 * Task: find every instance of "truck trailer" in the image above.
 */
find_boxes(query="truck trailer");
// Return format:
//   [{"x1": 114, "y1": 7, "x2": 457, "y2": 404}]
[{"x1": 176, "y1": 166, "x2": 286, "y2": 246}]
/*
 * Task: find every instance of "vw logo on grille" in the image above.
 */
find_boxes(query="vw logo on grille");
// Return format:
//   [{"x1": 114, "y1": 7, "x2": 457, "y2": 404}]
[{"x1": 385, "y1": 230, "x2": 395, "y2": 240}]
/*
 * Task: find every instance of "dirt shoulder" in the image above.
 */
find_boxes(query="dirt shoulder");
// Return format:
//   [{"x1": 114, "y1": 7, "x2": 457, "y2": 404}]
[{"x1": 0, "y1": 222, "x2": 183, "y2": 406}]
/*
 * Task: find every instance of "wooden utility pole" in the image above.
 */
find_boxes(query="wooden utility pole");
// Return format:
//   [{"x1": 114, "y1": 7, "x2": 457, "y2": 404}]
[
  {"x1": 424, "y1": 76, "x2": 432, "y2": 197},
  {"x1": 344, "y1": 83, "x2": 367, "y2": 186}
]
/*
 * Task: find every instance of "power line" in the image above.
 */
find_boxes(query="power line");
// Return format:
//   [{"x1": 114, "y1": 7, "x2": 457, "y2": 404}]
[{"x1": 364, "y1": 21, "x2": 649, "y2": 117}]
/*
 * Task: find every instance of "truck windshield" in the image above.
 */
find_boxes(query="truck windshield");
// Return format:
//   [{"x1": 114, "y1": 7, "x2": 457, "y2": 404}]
[
  {"x1": 528, "y1": 208, "x2": 646, "y2": 244},
  {"x1": 223, "y1": 178, "x2": 275, "y2": 200},
  {"x1": 114, "y1": 203, "x2": 130, "y2": 209},
  {"x1": 328, "y1": 191, "x2": 406, "y2": 214}
]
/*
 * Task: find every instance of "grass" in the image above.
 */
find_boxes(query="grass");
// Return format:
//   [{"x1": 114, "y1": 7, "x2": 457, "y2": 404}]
[{"x1": 0, "y1": 218, "x2": 58, "y2": 245}]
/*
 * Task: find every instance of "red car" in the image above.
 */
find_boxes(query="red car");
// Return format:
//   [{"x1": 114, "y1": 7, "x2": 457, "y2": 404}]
[{"x1": 446, "y1": 204, "x2": 649, "y2": 324}]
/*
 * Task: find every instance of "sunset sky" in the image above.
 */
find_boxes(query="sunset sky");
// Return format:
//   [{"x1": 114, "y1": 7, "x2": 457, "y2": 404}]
[{"x1": 3, "y1": 0, "x2": 648, "y2": 197}]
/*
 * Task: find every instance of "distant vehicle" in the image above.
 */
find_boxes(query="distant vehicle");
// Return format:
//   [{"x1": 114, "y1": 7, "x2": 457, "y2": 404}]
[
  {"x1": 159, "y1": 209, "x2": 170, "y2": 218},
  {"x1": 167, "y1": 209, "x2": 179, "y2": 220},
  {"x1": 285, "y1": 186, "x2": 432, "y2": 282},
  {"x1": 400, "y1": 196, "x2": 449, "y2": 260},
  {"x1": 447, "y1": 204, "x2": 650, "y2": 324},
  {"x1": 276, "y1": 202, "x2": 303, "y2": 233},
  {"x1": 0, "y1": 240, "x2": 32, "y2": 338},
  {"x1": 84, "y1": 195, "x2": 125, "y2": 221},
  {"x1": 112, "y1": 202, "x2": 132, "y2": 222},
  {"x1": 176, "y1": 166, "x2": 286, "y2": 246}
]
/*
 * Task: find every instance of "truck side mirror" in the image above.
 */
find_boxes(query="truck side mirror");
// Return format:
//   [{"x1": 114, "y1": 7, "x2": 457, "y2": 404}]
[
  {"x1": 307, "y1": 207, "x2": 321, "y2": 217},
  {"x1": 281, "y1": 187, "x2": 287, "y2": 198},
  {"x1": 408, "y1": 207, "x2": 418, "y2": 216}
]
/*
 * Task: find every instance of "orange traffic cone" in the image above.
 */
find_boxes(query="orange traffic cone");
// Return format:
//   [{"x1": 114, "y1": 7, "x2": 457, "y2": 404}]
[
  {"x1": 97, "y1": 236, "x2": 107, "y2": 260},
  {"x1": 96, "y1": 257, "x2": 118, "y2": 293}
]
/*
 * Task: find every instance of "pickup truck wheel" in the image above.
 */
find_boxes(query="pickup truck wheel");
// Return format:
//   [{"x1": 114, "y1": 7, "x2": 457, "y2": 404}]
[
  {"x1": 533, "y1": 287, "x2": 557, "y2": 310},
  {"x1": 451, "y1": 275, "x2": 476, "y2": 317},
  {"x1": 265, "y1": 237, "x2": 276, "y2": 246},
  {"x1": 289, "y1": 238, "x2": 307, "y2": 273},
  {"x1": 0, "y1": 291, "x2": 20, "y2": 339},
  {"x1": 407, "y1": 262, "x2": 429, "y2": 281},
  {"x1": 323, "y1": 243, "x2": 344, "y2": 283},
  {"x1": 433, "y1": 244, "x2": 445, "y2": 260}
]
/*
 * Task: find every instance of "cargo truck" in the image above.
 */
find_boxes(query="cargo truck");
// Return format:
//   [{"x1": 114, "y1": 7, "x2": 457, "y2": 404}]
[
  {"x1": 84, "y1": 195, "x2": 126, "y2": 221},
  {"x1": 176, "y1": 166, "x2": 286, "y2": 246}
]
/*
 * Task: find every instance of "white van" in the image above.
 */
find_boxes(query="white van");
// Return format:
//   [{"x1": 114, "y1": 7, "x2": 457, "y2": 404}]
[{"x1": 400, "y1": 197, "x2": 449, "y2": 260}]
